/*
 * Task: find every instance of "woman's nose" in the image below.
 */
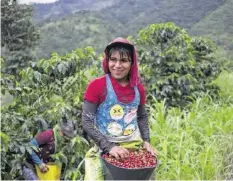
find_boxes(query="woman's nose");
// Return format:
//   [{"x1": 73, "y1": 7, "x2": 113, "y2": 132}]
[{"x1": 115, "y1": 60, "x2": 122, "y2": 67}]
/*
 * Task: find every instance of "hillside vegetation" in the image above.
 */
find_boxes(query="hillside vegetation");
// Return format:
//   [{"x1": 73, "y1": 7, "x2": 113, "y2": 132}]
[
  {"x1": 33, "y1": 0, "x2": 116, "y2": 23},
  {"x1": 103, "y1": 0, "x2": 226, "y2": 34},
  {"x1": 1, "y1": 1, "x2": 233, "y2": 180},
  {"x1": 190, "y1": 0, "x2": 233, "y2": 58},
  {"x1": 35, "y1": 11, "x2": 125, "y2": 58},
  {"x1": 34, "y1": 0, "x2": 228, "y2": 59},
  {"x1": 1, "y1": 23, "x2": 233, "y2": 179}
]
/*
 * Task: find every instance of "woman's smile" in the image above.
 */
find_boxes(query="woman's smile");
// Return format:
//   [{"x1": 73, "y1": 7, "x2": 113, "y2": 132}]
[{"x1": 108, "y1": 50, "x2": 132, "y2": 84}]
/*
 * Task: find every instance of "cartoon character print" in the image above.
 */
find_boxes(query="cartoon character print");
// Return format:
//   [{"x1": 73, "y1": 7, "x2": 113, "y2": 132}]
[
  {"x1": 110, "y1": 104, "x2": 124, "y2": 120},
  {"x1": 107, "y1": 122, "x2": 123, "y2": 136},
  {"x1": 108, "y1": 106, "x2": 138, "y2": 137},
  {"x1": 124, "y1": 108, "x2": 137, "y2": 124},
  {"x1": 123, "y1": 124, "x2": 136, "y2": 136}
]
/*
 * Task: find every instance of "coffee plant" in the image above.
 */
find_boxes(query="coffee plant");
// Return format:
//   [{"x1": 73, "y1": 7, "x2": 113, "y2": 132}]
[
  {"x1": 1, "y1": 22, "x2": 229, "y2": 180},
  {"x1": 134, "y1": 23, "x2": 221, "y2": 107},
  {"x1": 1, "y1": 0, "x2": 40, "y2": 75},
  {"x1": 1, "y1": 47, "x2": 98, "y2": 180}
]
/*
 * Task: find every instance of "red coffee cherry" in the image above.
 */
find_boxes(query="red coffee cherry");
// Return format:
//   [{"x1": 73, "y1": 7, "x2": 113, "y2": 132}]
[{"x1": 102, "y1": 150, "x2": 157, "y2": 169}]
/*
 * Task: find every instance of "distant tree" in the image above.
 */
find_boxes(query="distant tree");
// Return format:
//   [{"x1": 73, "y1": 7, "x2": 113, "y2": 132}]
[
  {"x1": 134, "y1": 23, "x2": 221, "y2": 107},
  {"x1": 1, "y1": 0, "x2": 40, "y2": 75}
]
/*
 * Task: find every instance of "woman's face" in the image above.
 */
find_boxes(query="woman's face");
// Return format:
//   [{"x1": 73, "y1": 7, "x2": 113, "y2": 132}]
[{"x1": 108, "y1": 50, "x2": 132, "y2": 84}]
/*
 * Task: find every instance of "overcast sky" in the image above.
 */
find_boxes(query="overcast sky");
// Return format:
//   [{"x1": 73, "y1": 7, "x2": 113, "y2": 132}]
[{"x1": 19, "y1": 0, "x2": 58, "y2": 4}]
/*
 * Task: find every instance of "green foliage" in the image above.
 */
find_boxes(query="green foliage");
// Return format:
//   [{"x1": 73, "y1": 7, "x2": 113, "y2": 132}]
[
  {"x1": 1, "y1": 19, "x2": 231, "y2": 180},
  {"x1": 190, "y1": 0, "x2": 233, "y2": 58},
  {"x1": 0, "y1": 132, "x2": 10, "y2": 152},
  {"x1": 33, "y1": 0, "x2": 115, "y2": 23},
  {"x1": 134, "y1": 23, "x2": 221, "y2": 107},
  {"x1": 213, "y1": 71, "x2": 233, "y2": 104},
  {"x1": 149, "y1": 95, "x2": 233, "y2": 180},
  {"x1": 34, "y1": 0, "x2": 227, "y2": 59},
  {"x1": 35, "y1": 11, "x2": 126, "y2": 59},
  {"x1": 1, "y1": 0, "x2": 40, "y2": 75},
  {"x1": 104, "y1": 0, "x2": 225, "y2": 33},
  {"x1": 0, "y1": 47, "x2": 97, "y2": 180}
]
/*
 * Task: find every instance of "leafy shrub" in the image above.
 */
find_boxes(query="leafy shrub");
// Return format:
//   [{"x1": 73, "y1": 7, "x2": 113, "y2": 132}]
[
  {"x1": 134, "y1": 23, "x2": 221, "y2": 107},
  {"x1": 1, "y1": 47, "x2": 97, "y2": 180}
]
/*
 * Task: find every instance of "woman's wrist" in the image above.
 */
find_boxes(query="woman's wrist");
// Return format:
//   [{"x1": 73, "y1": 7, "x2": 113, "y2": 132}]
[
  {"x1": 103, "y1": 142, "x2": 118, "y2": 153},
  {"x1": 99, "y1": 139, "x2": 117, "y2": 153},
  {"x1": 143, "y1": 138, "x2": 150, "y2": 143}
]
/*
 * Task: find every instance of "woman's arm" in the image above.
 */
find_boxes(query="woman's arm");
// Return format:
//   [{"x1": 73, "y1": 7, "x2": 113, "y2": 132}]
[
  {"x1": 137, "y1": 105, "x2": 150, "y2": 142},
  {"x1": 29, "y1": 130, "x2": 52, "y2": 164},
  {"x1": 137, "y1": 105, "x2": 157, "y2": 156},
  {"x1": 30, "y1": 131, "x2": 52, "y2": 172},
  {"x1": 30, "y1": 139, "x2": 42, "y2": 164},
  {"x1": 82, "y1": 100, "x2": 116, "y2": 152}
]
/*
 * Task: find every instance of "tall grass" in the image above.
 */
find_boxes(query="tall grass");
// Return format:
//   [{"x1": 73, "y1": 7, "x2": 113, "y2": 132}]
[
  {"x1": 213, "y1": 70, "x2": 233, "y2": 104},
  {"x1": 149, "y1": 86, "x2": 233, "y2": 179}
]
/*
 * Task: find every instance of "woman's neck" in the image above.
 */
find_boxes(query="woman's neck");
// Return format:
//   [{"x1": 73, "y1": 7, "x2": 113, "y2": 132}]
[
  {"x1": 115, "y1": 77, "x2": 129, "y2": 87},
  {"x1": 109, "y1": 74, "x2": 129, "y2": 87}
]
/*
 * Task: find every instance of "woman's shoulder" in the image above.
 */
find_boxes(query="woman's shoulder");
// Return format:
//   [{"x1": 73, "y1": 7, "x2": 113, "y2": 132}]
[
  {"x1": 87, "y1": 75, "x2": 106, "y2": 88},
  {"x1": 137, "y1": 82, "x2": 146, "y2": 92},
  {"x1": 84, "y1": 75, "x2": 107, "y2": 103}
]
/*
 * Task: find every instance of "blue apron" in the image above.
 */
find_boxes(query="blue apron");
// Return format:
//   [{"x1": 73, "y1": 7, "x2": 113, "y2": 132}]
[{"x1": 95, "y1": 74, "x2": 142, "y2": 142}]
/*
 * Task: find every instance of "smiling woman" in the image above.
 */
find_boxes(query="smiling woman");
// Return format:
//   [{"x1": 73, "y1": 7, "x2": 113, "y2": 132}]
[
  {"x1": 108, "y1": 47, "x2": 132, "y2": 86},
  {"x1": 82, "y1": 37, "x2": 157, "y2": 180}
]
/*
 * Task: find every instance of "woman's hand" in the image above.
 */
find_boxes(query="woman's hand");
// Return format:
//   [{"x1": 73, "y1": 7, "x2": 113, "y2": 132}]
[
  {"x1": 38, "y1": 163, "x2": 49, "y2": 173},
  {"x1": 109, "y1": 146, "x2": 129, "y2": 160},
  {"x1": 143, "y1": 141, "x2": 158, "y2": 157}
]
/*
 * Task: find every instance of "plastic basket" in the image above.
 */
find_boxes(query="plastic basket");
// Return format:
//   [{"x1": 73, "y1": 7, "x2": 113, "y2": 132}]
[
  {"x1": 35, "y1": 162, "x2": 61, "y2": 180},
  {"x1": 101, "y1": 154, "x2": 157, "y2": 180}
]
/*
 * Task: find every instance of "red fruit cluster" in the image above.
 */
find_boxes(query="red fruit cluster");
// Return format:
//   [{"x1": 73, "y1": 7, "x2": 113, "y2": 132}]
[{"x1": 102, "y1": 150, "x2": 157, "y2": 169}]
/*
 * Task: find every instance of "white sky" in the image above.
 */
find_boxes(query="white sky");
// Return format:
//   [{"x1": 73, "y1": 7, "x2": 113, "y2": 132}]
[{"x1": 19, "y1": 0, "x2": 58, "y2": 4}]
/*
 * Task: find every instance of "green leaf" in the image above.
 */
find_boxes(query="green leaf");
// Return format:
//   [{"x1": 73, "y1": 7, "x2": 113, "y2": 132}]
[{"x1": 19, "y1": 146, "x2": 25, "y2": 154}]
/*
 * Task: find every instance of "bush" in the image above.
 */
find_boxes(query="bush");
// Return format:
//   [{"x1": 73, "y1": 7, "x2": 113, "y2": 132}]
[
  {"x1": 1, "y1": 47, "x2": 96, "y2": 180},
  {"x1": 134, "y1": 23, "x2": 221, "y2": 107}
]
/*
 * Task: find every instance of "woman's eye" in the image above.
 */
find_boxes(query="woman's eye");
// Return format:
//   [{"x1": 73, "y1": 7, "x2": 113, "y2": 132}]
[
  {"x1": 122, "y1": 59, "x2": 130, "y2": 63},
  {"x1": 110, "y1": 58, "x2": 117, "y2": 62},
  {"x1": 109, "y1": 58, "x2": 130, "y2": 63}
]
